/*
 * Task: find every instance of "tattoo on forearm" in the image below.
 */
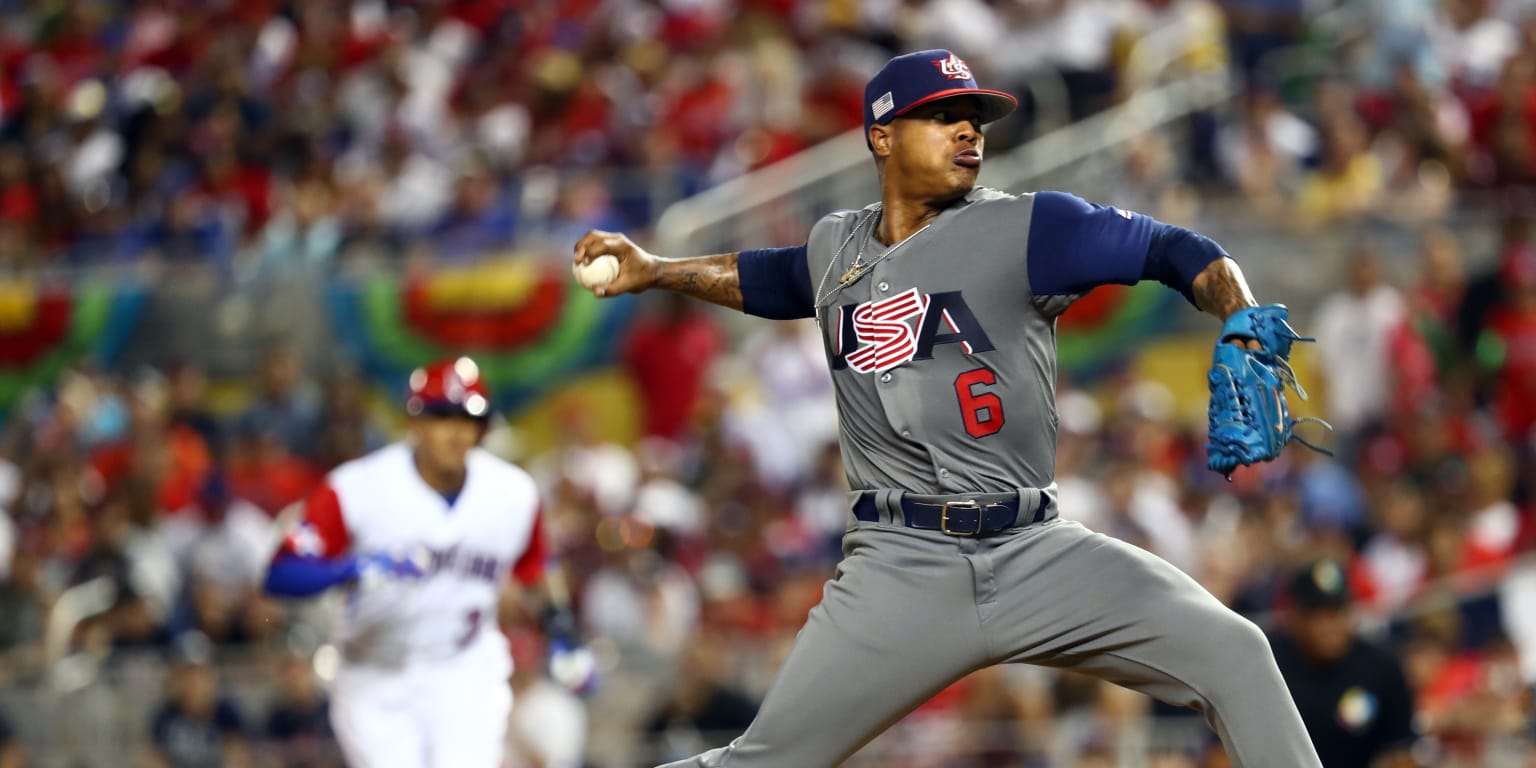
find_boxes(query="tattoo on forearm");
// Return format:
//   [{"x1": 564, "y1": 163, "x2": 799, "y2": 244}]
[
  {"x1": 1192, "y1": 257, "x2": 1258, "y2": 319},
  {"x1": 657, "y1": 253, "x2": 743, "y2": 311}
]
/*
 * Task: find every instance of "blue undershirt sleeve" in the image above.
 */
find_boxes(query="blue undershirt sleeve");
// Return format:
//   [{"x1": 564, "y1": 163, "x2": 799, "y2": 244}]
[
  {"x1": 263, "y1": 553, "x2": 359, "y2": 598},
  {"x1": 1026, "y1": 191, "x2": 1227, "y2": 306},
  {"x1": 1144, "y1": 225, "x2": 1231, "y2": 307},
  {"x1": 738, "y1": 245, "x2": 813, "y2": 320},
  {"x1": 1026, "y1": 191, "x2": 1153, "y2": 294}
]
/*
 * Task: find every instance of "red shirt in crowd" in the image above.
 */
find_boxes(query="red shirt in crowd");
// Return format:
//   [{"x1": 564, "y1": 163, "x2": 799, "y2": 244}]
[
  {"x1": 1487, "y1": 305, "x2": 1536, "y2": 441},
  {"x1": 228, "y1": 452, "x2": 320, "y2": 517},
  {"x1": 91, "y1": 425, "x2": 212, "y2": 515},
  {"x1": 622, "y1": 308, "x2": 723, "y2": 440}
]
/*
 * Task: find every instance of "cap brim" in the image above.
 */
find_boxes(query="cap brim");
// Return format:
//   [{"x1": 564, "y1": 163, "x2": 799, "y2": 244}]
[
  {"x1": 409, "y1": 401, "x2": 491, "y2": 420},
  {"x1": 890, "y1": 88, "x2": 1018, "y2": 125}
]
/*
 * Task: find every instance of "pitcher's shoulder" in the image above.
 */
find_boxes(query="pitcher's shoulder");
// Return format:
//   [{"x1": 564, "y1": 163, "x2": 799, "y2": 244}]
[
  {"x1": 963, "y1": 186, "x2": 1032, "y2": 207},
  {"x1": 808, "y1": 204, "x2": 878, "y2": 253},
  {"x1": 945, "y1": 188, "x2": 1035, "y2": 228},
  {"x1": 812, "y1": 205, "x2": 878, "y2": 234}
]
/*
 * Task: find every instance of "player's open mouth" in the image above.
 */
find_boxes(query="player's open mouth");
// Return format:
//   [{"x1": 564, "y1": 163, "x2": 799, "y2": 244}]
[{"x1": 954, "y1": 149, "x2": 981, "y2": 168}]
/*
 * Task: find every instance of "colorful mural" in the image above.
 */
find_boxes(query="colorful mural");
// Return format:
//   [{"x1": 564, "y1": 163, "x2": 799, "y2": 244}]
[
  {"x1": 1057, "y1": 283, "x2": 1184, "y2": 376},
  {"x1": 0, "y1": 280, "x2": 146, "y2": 414},
  {"x1": 327, "y1": 260, "x2": 637, "y2": 411}
]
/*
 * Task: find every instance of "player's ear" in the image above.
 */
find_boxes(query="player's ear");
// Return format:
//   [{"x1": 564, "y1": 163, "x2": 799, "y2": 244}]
[{"x1": 869, "y1": 124, "x2": 892, "y2": 159}]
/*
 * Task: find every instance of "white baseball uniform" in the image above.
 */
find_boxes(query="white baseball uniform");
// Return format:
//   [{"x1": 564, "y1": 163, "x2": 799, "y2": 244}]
[{"x1": 278, "y1": 442, "x2": 546, "y2": 768}]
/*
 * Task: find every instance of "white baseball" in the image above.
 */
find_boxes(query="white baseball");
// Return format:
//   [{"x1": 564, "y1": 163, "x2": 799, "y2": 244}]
[{"x1": 574, "y1": 254, "x2": 621, "y2": 289}]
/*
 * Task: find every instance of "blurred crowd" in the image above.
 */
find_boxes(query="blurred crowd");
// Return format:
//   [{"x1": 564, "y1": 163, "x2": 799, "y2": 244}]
[
  {"x1": 5, "y1": 0, "x2": 1536, "y2": 274},
  {"x1": 0, "y1": 0, "x2": 1284, "y2": 277},
  {"x1": 1199, "y1": 0, "x2": 1536, "y2": 231}
]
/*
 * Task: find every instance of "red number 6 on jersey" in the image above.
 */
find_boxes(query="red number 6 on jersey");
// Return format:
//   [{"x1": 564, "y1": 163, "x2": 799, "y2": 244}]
[{"x1": 955, "y1": 367, "x2": 1005, "y2": 438}]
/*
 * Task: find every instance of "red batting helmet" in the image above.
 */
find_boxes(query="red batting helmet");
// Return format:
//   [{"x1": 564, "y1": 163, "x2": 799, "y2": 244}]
[{"x1": 406, "y1": 357, "x2": 491, "y2": 420}]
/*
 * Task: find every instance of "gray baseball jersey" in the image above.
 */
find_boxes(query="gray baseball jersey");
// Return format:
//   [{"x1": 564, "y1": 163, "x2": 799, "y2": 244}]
[
  {"x1": 807, "y1": 188, "x2": 1067, "y2": 497},
  {"x1": 654, "y1": 187, "x2": 1323, "y2": 768}
]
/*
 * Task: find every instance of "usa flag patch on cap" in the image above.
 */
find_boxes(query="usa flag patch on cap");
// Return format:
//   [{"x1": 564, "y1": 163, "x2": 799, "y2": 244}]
[{"x1": 871, "y1": 91, "x2": 895, "y2": 120}]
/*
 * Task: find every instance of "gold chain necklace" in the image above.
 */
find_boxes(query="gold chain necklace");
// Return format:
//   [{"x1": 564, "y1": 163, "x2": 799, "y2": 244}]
[{"x1": 813, "y1": 206, "x2": 931, "y2": 313}]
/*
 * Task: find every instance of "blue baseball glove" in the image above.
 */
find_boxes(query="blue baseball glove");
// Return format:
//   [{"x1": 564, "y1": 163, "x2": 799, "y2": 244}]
[{"x1": 1206, "y1": 305, "x2": 1332, "y2": 478}]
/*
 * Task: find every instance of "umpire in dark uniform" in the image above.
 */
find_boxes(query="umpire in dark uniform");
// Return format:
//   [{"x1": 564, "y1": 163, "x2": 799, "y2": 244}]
[{"x1": 1269, "y1": 559, "x2": 1418, "y2": 768}]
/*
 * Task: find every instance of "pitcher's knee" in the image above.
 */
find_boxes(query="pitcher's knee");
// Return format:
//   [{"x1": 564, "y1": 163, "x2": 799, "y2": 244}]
[
  {"x1": 1224, "y1": 611, "x2": 1271, "y2": 656},
  {"x1": 655, "y1": 745, "x2": 732, "y2": 768},
  {"x1": 1174, "y1": 606, "x2": 1274, "y2": 692}
]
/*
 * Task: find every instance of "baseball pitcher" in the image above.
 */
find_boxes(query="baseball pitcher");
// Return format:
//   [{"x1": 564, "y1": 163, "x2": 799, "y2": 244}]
[
  {"x1": 574, "y1": 50, "x2": 1326, "y2": 768},
  {"x1": 262, "y1": 357, "x2": 593, "y2": 768}
]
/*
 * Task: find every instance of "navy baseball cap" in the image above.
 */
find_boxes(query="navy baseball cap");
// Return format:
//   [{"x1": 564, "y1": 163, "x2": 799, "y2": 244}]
[
  {"x1": 863, "y1": 50, "x2": 1018, "y2": 142},
  {"x1": 1286, "y1": 559, "x2": 1353, "y2": 610}
]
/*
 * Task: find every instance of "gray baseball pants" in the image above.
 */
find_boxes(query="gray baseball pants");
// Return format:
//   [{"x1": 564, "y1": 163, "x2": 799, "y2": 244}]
[{"x1": 656, "y1": 509, "x2": 1321, "y2": 768}]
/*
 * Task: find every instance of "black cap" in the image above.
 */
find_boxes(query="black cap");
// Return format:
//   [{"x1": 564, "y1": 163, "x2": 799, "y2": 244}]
[{"x1": 1286, "y1": 559, "x2": 1352, "y2": 610}]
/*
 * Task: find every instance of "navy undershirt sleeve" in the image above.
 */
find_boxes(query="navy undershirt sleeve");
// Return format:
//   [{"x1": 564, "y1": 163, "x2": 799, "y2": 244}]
[
  {"x1": 1026, "y1": 191, "x2": 1153, "y2": 293},
  {"x1": 1144, "y1": 225, "x2": 1231, "y2": 307},
  {"x1": 1027, "y1": 191, "x2": 1227, "y2": 307},
  {"x1": 739, "y1": 245, "x2": 813, "y2": 320}
]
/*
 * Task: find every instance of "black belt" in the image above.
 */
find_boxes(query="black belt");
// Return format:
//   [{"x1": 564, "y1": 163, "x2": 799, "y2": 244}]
[{"x1": 851, "y1": 492, "x2": 1048, "y2": 537}]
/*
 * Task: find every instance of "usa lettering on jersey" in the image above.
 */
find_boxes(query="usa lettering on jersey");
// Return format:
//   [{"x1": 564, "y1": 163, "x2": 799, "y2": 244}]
[{"x1": 830, "y1": 289, "x2": 995, "y2": 372}]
